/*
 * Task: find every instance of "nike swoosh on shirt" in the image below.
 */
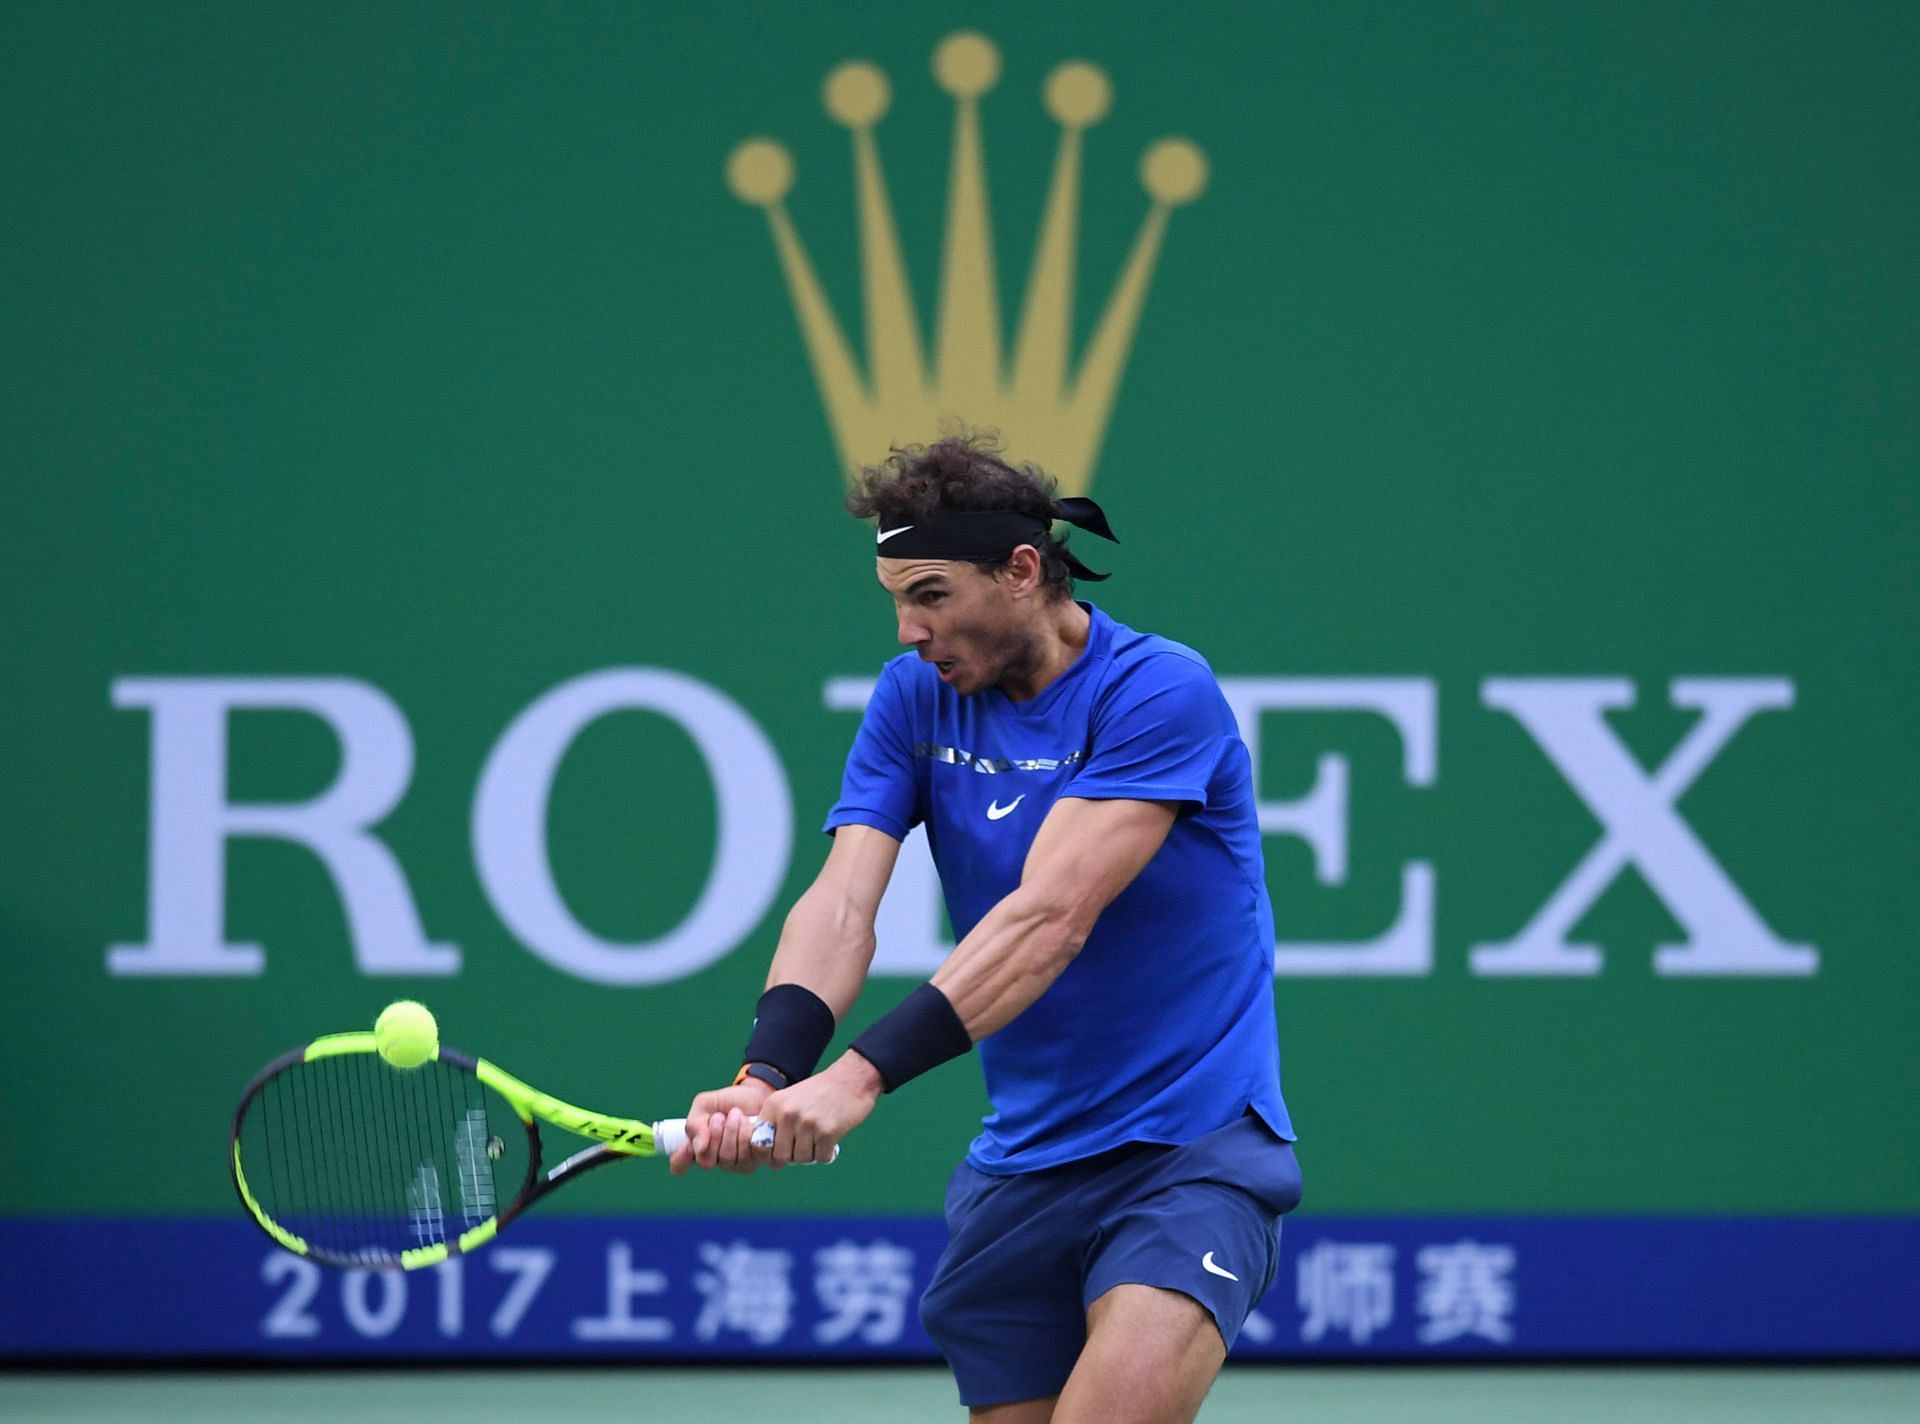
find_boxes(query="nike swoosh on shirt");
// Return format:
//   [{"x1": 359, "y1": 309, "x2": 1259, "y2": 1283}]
[
  {"x1": 1201, "y1": 1252, "x2": 1240, "y2": 1282},
  {"x1": 985, "y1": 795, "x2": 1025, "y2": 821},
  {"x1": 876, "y1": 525, "x2": 913, "y2": 544}
]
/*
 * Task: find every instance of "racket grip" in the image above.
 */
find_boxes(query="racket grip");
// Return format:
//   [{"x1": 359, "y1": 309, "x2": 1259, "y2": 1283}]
[{"x1": 652, "y1": 1117, "x2": 840, "y2": 1163}]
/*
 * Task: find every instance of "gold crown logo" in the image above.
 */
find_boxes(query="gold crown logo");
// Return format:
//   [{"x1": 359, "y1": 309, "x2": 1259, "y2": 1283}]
[{"x1": 726, "y1": 32, "x2": 1207, "y2": 495}]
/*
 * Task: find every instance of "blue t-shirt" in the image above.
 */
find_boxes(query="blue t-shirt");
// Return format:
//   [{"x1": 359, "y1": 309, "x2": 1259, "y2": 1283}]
[{"x1": 825, "y1": 602, "x2": 1295, "y2": 1174}]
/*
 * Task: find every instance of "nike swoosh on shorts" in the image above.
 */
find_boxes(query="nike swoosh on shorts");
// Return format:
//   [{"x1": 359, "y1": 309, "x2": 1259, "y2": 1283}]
[{"x1": 1202, "y1": 1251, "x2": 1240, "y2": 1281}]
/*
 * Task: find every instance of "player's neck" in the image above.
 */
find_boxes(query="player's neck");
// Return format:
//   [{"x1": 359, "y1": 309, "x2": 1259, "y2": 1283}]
[{"x1": 996, "y1": 599, "x2": 1091, "y2": 702}]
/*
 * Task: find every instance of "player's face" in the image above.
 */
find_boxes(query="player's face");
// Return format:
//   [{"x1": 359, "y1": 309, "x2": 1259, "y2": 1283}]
[{"x1": 876, "y1": 557, "x2": 1033, "y2": 696}]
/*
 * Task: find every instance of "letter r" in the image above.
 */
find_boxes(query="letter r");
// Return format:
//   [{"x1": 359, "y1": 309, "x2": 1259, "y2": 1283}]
[{"x1": 109, "y1": 677, "x2": 455, "y2": 976}]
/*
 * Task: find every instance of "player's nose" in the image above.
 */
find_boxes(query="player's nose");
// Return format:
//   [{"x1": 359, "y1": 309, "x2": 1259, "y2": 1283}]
[{"x1": 897, "y1": 614, "x2": 930, "y2": 647}]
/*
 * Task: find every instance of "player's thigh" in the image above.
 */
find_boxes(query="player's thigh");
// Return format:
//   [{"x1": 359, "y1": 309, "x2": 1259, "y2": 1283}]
[
  {"x1": 1052, "y1": 1283, "x2": 1225, "y2": 1424},
  {"x1": 1079, "y1": 1116, "x2": 1296, "y2": 1355},
  {"x1": 922, "y1": 1160, "x2": 1092, "y2": 1410}
]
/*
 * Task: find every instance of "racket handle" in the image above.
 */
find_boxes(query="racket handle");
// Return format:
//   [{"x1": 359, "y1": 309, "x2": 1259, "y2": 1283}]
[{"x1": 652, "y1": 1117, "x2": 840, "y2": 1164}]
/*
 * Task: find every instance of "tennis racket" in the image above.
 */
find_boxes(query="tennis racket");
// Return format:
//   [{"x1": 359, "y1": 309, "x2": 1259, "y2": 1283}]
[{"x1": 229, "y1": 1030, "x2": 832, "y2": 1271}]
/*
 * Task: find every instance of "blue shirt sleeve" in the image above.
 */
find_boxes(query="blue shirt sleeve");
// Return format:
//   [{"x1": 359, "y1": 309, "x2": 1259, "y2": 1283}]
[
  {"x1": 823, "y1": 661, "x2": 920, "y2": 841},
  {"x1": 1064, "y1": 653, "x2": 1228, "y2": 813}
]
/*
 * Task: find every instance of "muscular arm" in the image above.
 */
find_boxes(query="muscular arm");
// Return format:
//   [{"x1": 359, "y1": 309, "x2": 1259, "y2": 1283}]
[
  {"x1": 670, "y1": 824, "x2": 898, "y2": 1175},
  {"x1": 750, "y1": 798, "x2": 1176, "y2": 1164},
  {"x1": 930, "y1": 796, "x2": 1178, "y2": 1038},
  {"x1": 764, "y1": 823, "x2": 901, "y2": 1018}
]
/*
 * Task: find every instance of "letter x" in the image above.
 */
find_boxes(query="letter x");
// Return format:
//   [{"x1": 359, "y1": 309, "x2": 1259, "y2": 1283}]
[{"x1": 1472, "y1": 678, "x2": 1816, "y2": 976}]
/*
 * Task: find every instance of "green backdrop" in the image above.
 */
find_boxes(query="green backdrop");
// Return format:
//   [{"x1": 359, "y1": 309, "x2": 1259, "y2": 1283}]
[{"x1": 3, "y1": 0, "x2": 1915, "y2": 1222}]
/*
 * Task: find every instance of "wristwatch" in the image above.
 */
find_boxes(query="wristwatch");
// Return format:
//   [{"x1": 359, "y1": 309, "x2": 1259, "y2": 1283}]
[{"x1": 733, "y1": 1061, "x2": 791, "y2": 1091}]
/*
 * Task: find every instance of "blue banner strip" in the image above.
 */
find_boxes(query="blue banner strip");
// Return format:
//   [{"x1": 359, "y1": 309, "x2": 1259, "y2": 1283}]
[{"x1": 3, "y1": 1216, "x2": 1916, "y2": 1359}]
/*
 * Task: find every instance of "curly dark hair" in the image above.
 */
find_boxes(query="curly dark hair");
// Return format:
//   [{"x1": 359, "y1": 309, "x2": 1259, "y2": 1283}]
[{"x1": 845, "y1": 434, "x2": 1075, "y2": 599}]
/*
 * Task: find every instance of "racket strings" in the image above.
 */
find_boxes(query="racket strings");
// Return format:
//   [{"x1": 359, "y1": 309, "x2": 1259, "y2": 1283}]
[{"x1": 236, "y1": 1054, "x2": 530, "y2": 1267}]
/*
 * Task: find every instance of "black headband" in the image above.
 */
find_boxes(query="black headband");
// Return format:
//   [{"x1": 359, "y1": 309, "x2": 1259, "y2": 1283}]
[{"x1": 874, "y1": 497, "x2": 1120, "y2": 582}]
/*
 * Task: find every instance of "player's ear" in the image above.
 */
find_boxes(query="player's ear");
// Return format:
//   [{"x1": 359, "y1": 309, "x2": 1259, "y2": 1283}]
[{"x1": 1001, "y1": 543, "x2": 1044, "y2": 598}]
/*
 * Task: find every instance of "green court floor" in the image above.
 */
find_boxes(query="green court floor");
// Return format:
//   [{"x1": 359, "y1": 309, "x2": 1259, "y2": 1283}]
[{"x1": 3, "y1": 1367, "x2": 1917, "y2": 1422}]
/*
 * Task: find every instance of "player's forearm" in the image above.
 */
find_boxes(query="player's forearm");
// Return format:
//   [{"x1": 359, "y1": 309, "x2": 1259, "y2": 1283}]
[
  {"x1": 929, "y1": 885, "x2": 1088, "y2": 1039},
  {"x1": 764, "y1": 882, "x2": 879, "y2": 1021}
]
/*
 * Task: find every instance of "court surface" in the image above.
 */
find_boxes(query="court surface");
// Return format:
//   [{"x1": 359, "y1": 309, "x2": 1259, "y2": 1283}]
[{"x1": 5, "y1": 1367, "x2": 1917, "y2": 1422}]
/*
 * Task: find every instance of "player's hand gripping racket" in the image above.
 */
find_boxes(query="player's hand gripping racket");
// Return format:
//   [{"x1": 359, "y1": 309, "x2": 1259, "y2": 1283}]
[{"x1": 229, "y1": 1025, "x2": 834, "y2": 1271}]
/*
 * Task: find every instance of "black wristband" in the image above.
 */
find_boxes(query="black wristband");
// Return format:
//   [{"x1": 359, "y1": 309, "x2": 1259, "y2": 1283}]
[
  {"x1": 848, "y1": 982, "x2": 973, "y2": 1093},
  {"x1": 741, "y1": 983, "x2": 836, "y2": 1084}
]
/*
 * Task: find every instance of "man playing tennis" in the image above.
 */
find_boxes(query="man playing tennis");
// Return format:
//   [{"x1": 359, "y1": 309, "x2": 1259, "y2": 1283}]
[{"x1": 670, "y1": 435, "x2": 1299, "y2": 1424}]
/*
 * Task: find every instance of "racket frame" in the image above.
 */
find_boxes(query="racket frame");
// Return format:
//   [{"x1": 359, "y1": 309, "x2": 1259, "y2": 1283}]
[{"x1": 229, "y1": 1031, "x2": 663, "y2": 1271}]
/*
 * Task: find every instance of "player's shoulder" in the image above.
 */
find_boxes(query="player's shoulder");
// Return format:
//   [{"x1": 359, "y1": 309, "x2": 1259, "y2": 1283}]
[
  {"x1": 1089, "y1": 607, "x2": 1231, "y2": 728},
  {"x1": 1096, "y1": 606, "x2": 1220, "y2": 689},
  {"x1": 872, "y1": 650, "x2": 939, "y2": 713}
]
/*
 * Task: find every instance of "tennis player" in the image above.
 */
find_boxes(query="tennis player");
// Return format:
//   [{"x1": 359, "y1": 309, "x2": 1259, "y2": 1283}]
[{"x1": 670, "y1": 435, "x2": 1299, "y2": 1423}]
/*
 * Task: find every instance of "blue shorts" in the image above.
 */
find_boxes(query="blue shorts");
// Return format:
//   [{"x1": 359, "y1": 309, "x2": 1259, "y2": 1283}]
[{"x1": 918, "y1": 1112, "x2": 1302, "y2": 1408}]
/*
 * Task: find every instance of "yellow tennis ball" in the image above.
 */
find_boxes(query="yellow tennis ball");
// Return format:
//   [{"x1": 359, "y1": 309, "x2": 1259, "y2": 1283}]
[{"x1": 374, "y1": 1000, "x2": 439, "y2": 1069}]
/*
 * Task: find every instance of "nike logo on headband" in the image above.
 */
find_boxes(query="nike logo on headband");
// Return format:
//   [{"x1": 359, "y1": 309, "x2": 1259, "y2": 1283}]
[{"x1": 876, "y1": 526, "x2": 914, "y2": 545}]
